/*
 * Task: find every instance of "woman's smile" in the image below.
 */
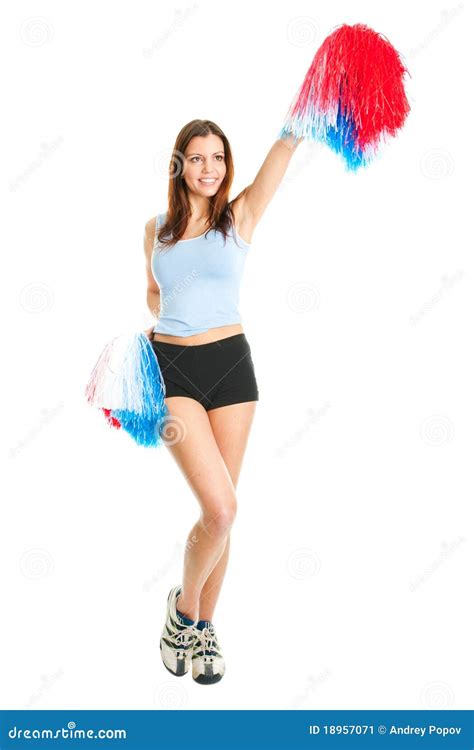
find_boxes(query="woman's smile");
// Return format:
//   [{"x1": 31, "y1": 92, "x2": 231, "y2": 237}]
[{"x1": 198, "y1": 177, "x2": 218, "y2": 185}]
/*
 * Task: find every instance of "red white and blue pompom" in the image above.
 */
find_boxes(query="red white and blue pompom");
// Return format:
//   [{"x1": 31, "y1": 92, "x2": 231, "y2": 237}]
[
  {"x1": 85, "y1": 332, "x2": 169, "y2": 448},
  {"x1": 278, "y1": 23, "x2": 411, "y2": 171}
]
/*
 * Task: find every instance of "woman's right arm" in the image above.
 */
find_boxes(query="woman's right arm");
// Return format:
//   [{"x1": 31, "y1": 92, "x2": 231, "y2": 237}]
[{"x1": 144, "y1": 218, "x2": 161, "y2": 336}]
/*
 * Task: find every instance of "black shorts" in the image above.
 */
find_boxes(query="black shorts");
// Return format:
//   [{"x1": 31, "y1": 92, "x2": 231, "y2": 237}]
[{"x1": 151, "y1": 333, "x2": 259, "y2": 411}]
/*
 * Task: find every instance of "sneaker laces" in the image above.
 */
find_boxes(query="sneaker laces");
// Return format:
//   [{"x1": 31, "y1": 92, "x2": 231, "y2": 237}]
[
  {"x1": 169, "y1": 623, "x2": 196, "y2": 649},
  {"x1": 196, "y1": 623, "x2": 220, "y2": 659}
]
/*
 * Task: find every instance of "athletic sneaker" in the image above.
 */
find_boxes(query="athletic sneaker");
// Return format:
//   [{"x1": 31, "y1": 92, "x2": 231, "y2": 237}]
[
  {"x1": 160, "y1": 585, "x2": 197, "y2": 676},
  {"x1": 192, "y1": 621, "x2": 225, "y2": 684}
]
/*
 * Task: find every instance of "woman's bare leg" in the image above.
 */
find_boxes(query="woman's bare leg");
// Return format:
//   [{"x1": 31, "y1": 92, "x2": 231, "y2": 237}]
[
  {"x1": 198, "y1": 401, "x2": 257, "y2": 621},
  {"x1": 162, "y1": 396, "x2": 239, "y2": 622}
]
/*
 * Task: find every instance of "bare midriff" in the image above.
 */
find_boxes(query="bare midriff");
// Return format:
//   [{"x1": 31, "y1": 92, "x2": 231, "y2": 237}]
[{"x1": 152, "y1": 323, "x2": 244, "y2": 346}]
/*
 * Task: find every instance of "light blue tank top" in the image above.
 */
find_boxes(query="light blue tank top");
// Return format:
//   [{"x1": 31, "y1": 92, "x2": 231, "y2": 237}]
[{"x1": 151, "y1": 212, "x2": 251, "y2": 336}]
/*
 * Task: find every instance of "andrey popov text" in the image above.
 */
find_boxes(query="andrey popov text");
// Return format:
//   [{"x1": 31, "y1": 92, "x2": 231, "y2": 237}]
[{"x1": 308, "y1": 724, "x2": 463, "y2": 737}]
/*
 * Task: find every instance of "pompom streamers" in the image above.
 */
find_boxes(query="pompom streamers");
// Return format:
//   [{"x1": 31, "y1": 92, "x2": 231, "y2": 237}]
[
  {"x1": 278, "y1": 23, "x2": 411, "y2": 171},
  {"x1": 85, "y1": 332, "x2": 169, "y2": 448}
]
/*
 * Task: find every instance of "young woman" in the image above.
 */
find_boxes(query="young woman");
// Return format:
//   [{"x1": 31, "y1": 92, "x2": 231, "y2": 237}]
[{"x1": 144, "y1": 119, "x2": 301, "y2": 684}]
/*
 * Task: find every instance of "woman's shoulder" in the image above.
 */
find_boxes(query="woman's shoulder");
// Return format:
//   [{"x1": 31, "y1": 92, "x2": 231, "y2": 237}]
[
  {"x1": 145, "y1": 212, "x2": 167, "y2": 237},
  {"x1": 154, "y1": 212, "x2": 167, "y2": 229}
]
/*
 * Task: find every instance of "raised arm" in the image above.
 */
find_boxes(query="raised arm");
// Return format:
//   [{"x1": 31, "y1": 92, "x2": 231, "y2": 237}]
[{"x1": 233, "y1": 135, "x2": 303, "y2": 240}]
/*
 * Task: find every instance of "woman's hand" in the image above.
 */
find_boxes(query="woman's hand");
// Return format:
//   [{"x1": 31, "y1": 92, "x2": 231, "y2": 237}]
[{"x1": 144, "y1": 325, "x2": 155, "y2": 341}]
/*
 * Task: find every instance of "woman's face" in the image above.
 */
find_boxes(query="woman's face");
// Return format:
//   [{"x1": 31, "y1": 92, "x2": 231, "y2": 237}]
[{"x1": 182, "y1": 134, "x2": 226, "y2": 197}]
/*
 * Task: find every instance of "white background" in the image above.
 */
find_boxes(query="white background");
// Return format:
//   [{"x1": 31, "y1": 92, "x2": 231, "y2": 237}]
[{"x1": 1, "y1": 0, "x2": 472, "y2": 711}]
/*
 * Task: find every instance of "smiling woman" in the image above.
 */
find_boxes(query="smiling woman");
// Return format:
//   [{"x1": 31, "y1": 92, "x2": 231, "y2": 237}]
[
  {"x1": 154, "y1": 122, "x2": 237, "y2": 249},
  {"x1": 143, "y1": 117, "x2": 301, "y2": 686},
  {"x1": 149, "y1": 120, "x2": 301, "y2": 263}
]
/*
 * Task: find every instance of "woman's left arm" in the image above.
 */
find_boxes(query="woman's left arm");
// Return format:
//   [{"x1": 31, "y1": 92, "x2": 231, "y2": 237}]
[{"x1": 234, "y1": 135, "x2": 303, "y2": 234}]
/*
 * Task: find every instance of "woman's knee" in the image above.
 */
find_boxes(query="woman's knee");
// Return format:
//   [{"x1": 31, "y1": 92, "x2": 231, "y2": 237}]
[{"x1": 201, "y1": 497, "x2": 237, "y2": 536}]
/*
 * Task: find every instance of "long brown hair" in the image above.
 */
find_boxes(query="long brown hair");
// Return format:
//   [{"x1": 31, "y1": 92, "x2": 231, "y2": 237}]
[{"x1": 156, "y1": 119, "x2": 247, "y2": 251}]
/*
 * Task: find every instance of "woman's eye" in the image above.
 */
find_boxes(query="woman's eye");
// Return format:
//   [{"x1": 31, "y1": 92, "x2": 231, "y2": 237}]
[{"x1": 190, "y1": 155, "x2": 224, "y2": 162}]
